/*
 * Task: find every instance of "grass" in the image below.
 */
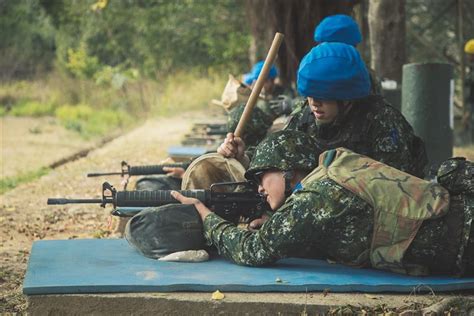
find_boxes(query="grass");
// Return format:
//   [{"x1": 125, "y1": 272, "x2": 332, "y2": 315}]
[
  {"x1": 0, "y1": 70, "x2": 227, "y2": 139},
  {"x1": 153, "y1": 71, "x2": 226, "y2": 116},
  {"x1": 0, "y1": 168, "x2": 50, "y2": 195}
]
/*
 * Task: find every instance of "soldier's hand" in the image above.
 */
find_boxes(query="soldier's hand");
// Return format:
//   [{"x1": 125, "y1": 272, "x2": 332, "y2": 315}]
[
  {"x1": 171, "y1": 191, "x2": 211, "y2": 221},
  {"x1": 217, "y1": 133, "x2": 237, "y2": 158},
  {"x1": 218, "y1": 133, "x2": 243, "y2": 158},
  {"x1": 163, "y1": 167, "x2": 185, "y2": 179},
  {"x1": 269, "y1": 95, "x2": 294, "y2": 116},
  {"x1": 218, "y1": 133, "x2": 249, "y2": 168},
  {"x1": 248, "y1": 213, "x2": 270, "y2": 232}
]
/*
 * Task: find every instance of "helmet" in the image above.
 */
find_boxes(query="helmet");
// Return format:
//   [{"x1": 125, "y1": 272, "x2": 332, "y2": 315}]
[
  {"x1": 297, "y1": 42, "x2": 370, "y2": 100},
  {"x1": 227, "y1": 103, "x2": 273, "y2": 147},
  {"x1": 465, "y1": 39, "x2": 474, "y2": 54},
  {"x1": 245, "y1": 130, "x2": 319, "y2": 181},
  {"x1": 247, "y1": 61, "x2": 278, "y2": 85},
  {"x1": 314, "y1": 14, "x2": 362, "y2": 46}
]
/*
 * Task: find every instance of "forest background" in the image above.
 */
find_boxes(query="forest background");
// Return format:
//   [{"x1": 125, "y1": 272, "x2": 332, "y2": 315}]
[{"x1": 1, "y1": 0, "x2": 474, "y2": 192}]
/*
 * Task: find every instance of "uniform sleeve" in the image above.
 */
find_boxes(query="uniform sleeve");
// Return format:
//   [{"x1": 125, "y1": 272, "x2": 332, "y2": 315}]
[
  {"x1": 369, "y1": 106, "x2": 427, "y2": 177},
  {"x1": 203, "y1": 194, "x2": 314, "y2": 266},
  {"x1": 283, "y1": 100, "x2": 308, "y2": 131}
]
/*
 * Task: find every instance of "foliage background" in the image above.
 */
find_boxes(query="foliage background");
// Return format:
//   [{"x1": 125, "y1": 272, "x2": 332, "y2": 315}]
[
  {"x1": 0, "y1": 0, "x2": 251, "y2": 139},
  {"x1": 1, "y1": 0, "x2": 473, "y2": 138}
]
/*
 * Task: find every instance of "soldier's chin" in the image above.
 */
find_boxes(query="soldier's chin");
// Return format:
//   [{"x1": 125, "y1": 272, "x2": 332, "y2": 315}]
[{"x1": 314, "y1": 116, "x2": 334, "y2": 125}]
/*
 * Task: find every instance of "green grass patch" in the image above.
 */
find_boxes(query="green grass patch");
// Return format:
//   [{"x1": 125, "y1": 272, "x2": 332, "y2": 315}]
[
  {"x1": 10, "y1": 100, "x2": 55, "y2": 116},
  {"x1": 153, "y1": 71, "x2": 226, "y2": 116},
  {"x1": 55, "y1": 104, "x2": 132, "y2": 138},
  {"x1": 1, "y1": 70, "x2": 226, "y2": 138},
  {"x1": 0, "y1": 167, "x2": 50, "y2": 194}
]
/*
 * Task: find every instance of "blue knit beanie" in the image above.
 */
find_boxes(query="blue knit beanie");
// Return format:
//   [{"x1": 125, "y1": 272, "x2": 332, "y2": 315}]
[
  {"x1": 314, "y1": 14, "x2": 362, "y2": 46},
  {"x1": 297, "y1": 42, "x2": 370, "y2": 100},
  {"x1": 246, "y1": 61, "x2": 278, "y2": 84}
]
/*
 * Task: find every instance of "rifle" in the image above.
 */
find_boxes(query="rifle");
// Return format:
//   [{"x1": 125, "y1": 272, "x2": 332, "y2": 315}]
[
  {"x1": 47, "y1": 181, "x2": 270, "y2": 224},
  {"x1": 87, "y1": 161, "x2": 191, "y2": 189},
  {"x1": 191, "y1": 124, "x2": 228, "y2": 136}
]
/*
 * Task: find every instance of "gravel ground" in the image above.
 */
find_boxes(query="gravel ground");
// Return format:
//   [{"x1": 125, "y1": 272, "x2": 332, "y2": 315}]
[
  {"x1": 0, "y1": 109, "x2": 224, "y2": 313},
  {"x1": 1, "y1": 110, "x2": 473, "y2": 313}
]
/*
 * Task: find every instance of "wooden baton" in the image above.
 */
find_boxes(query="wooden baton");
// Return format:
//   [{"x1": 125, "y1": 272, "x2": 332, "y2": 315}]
[{"x1": 234, "y1": 32, "x2": 284, "y2": 137}]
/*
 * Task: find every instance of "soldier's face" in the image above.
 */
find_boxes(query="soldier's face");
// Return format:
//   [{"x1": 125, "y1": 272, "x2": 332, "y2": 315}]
[
  {"x1": 257, "y1": 171, "x2": 286, "y2": 210},
  {"x1": 307, "y1": 97, "x2": 339, "y2": 123}
]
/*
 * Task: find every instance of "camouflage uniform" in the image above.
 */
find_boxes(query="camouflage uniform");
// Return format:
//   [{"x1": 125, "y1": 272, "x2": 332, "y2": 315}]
[
  {"x1": 227, "y1": 101, "x2": 275, "y2": 158},
  {"x1": 202, "y1": 131, "x2": 473, "y2": 276},
  {"x1": 284, "y1": 95, "x2": 427, "y2": 178}
]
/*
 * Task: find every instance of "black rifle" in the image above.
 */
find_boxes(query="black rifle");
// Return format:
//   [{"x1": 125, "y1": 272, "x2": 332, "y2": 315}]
[
  {"x1": 87, "y1": 161, "x2": 191, "y2": 177},
  {"x1": 87, "y1": 161, "x2": 191, "y2": 189},
  {"x1": 47, "y1": 181, "x2": 270, "y2": 224}
]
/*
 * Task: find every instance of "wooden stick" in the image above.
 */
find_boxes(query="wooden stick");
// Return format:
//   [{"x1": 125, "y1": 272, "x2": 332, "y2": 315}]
[{"x1": 234, "y1": 32, "x2": 284, "y2": 137}]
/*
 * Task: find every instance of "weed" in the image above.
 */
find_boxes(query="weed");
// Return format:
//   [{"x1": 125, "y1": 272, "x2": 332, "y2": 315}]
[
  {"x1": 0, "y1": 168, "x2": 50, "y2": 194},
  {"x1": 10, "y1": 101, "x2": 55, "y2": 117}
]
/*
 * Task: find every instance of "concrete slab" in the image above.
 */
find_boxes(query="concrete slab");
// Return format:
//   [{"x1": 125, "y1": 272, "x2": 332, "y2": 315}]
[{"x1": 27, "y1": 292, "x2": 474, "y2": 315}]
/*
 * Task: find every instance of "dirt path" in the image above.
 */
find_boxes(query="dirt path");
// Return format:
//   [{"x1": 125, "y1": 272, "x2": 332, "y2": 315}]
[
  {"x1": 1, "y1": 110, "x2": 473, "y2": 313},
  {"x1": 0, "y1": 117, "x2": 98, "y2": 179},
  {"x1": 0, "y1": 109, "x2": 225, "y2": 312}
]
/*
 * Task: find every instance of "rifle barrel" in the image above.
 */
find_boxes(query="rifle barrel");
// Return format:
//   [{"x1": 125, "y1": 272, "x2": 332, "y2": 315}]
[
  {"x1": 87, "y1": 172, "x2": 124, "y2": 177},
  {"x1": 47, "y1": 198, "x2": 104, "y2": 205}
]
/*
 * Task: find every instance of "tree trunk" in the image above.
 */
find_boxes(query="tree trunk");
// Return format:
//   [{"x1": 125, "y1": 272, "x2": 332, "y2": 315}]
[
  {"x1": 244, "y1": 0, "x2": 356, "y2": 86},
  {"x1": 368, "y1": 0, "x2": 406, "y2": 83}
]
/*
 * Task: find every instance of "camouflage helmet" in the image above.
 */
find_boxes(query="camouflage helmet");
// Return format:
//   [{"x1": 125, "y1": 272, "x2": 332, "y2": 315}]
[
  {"x1": 227, "y1": 103, "x2": 273, "y2": 147},
  {"x1": 245, "y1": 130, "x2": 319, "y2": 181}
]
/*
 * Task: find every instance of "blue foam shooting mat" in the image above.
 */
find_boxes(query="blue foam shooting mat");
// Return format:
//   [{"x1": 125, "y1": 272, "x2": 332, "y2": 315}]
[
  {"x1": 167, "y1": 146, "x2": 211, "y2": 158},
  {"x1": 23, "y1": 239, "x2": 474, "y2": 295}
]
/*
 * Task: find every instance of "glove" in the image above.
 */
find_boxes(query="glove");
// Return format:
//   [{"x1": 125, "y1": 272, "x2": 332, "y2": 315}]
[{"x1": 269, "y1": 95, "x2": 294, "y2": 116}]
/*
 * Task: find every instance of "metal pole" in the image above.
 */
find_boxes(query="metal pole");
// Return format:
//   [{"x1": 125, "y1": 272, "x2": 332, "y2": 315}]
[
  {"x1": 402, "y1": 63, "x2": 454, "y2": 168},
  {"x1": 457, "y1": 0, "x2": 465, "y2": 110}
]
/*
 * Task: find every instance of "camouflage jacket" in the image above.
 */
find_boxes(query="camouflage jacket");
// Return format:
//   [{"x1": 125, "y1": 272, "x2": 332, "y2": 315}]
[
  {"x1": 203, "y1": 175, "x2": 471, "y2": 275},
  {"x1": 227, "y1": 101, "x2": 274, "y2": 157},
  {"x1": 284, "y1": 95, "x2": 428, "y2": 178}
]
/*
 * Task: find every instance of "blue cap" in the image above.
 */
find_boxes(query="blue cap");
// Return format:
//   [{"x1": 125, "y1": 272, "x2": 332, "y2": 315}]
[
  {"x1": 243, "y1": 73, "x2": 254, "y2": 85},
  {"x1": 247, "y1": 61, "x2": 278, "y2": 85},
  {"x1": 314, "y1": 14, "x2": 362, "y2": 46},
  {"x1": 297, "y1": 42, "x2": 370, "y2": 100}
]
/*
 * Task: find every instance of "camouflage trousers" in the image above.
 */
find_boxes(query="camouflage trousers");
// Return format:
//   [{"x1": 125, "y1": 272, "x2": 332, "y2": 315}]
[{"x1": 405, "y1": 192, "x2": 474, "y2": 275}]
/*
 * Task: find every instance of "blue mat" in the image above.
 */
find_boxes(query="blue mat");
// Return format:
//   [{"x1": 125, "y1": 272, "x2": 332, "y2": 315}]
[
  {"x1": 23, "y1": 239, "x2": 474, "y2": 295},
  {"x1": 167, "y1": 146, "x2": 212, "y2": 158}
]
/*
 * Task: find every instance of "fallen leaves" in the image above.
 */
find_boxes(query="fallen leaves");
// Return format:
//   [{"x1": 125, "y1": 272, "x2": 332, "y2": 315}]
[{"x1": 211, "y1": 290, "x2": 225, "y2": 300}]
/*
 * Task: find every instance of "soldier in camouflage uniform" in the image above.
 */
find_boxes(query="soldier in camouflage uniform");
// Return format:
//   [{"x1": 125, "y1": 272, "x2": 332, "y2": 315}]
[
  {"x1": 287, "y1": 42, "x2": 427, "y2": 178},
  {"x1": 172, "y1": 130, "x2": 473, "y2": 276},
  {"x1": 219, "y1": 42, "x2": 427, "y2": 178},
  {"x1": 227, "y1": 101, "x2": 274, "y2": 158},
  {"x1": 242, "y1": 61, "x2": 295, "y2": 122}
]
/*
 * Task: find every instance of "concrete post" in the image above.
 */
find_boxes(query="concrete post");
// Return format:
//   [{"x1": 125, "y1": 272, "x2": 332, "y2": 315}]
[{"x1": 401, "y1": 62, "x2": 453, "y2": 168}]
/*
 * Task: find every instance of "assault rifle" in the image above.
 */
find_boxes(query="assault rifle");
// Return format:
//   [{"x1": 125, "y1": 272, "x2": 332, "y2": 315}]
[
  {"x1": 47, "y1": 181, "x2": 270, "y2": 224},
  {"x1": 87, "y1": 161, "x2": 191, "y2": 189}
]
